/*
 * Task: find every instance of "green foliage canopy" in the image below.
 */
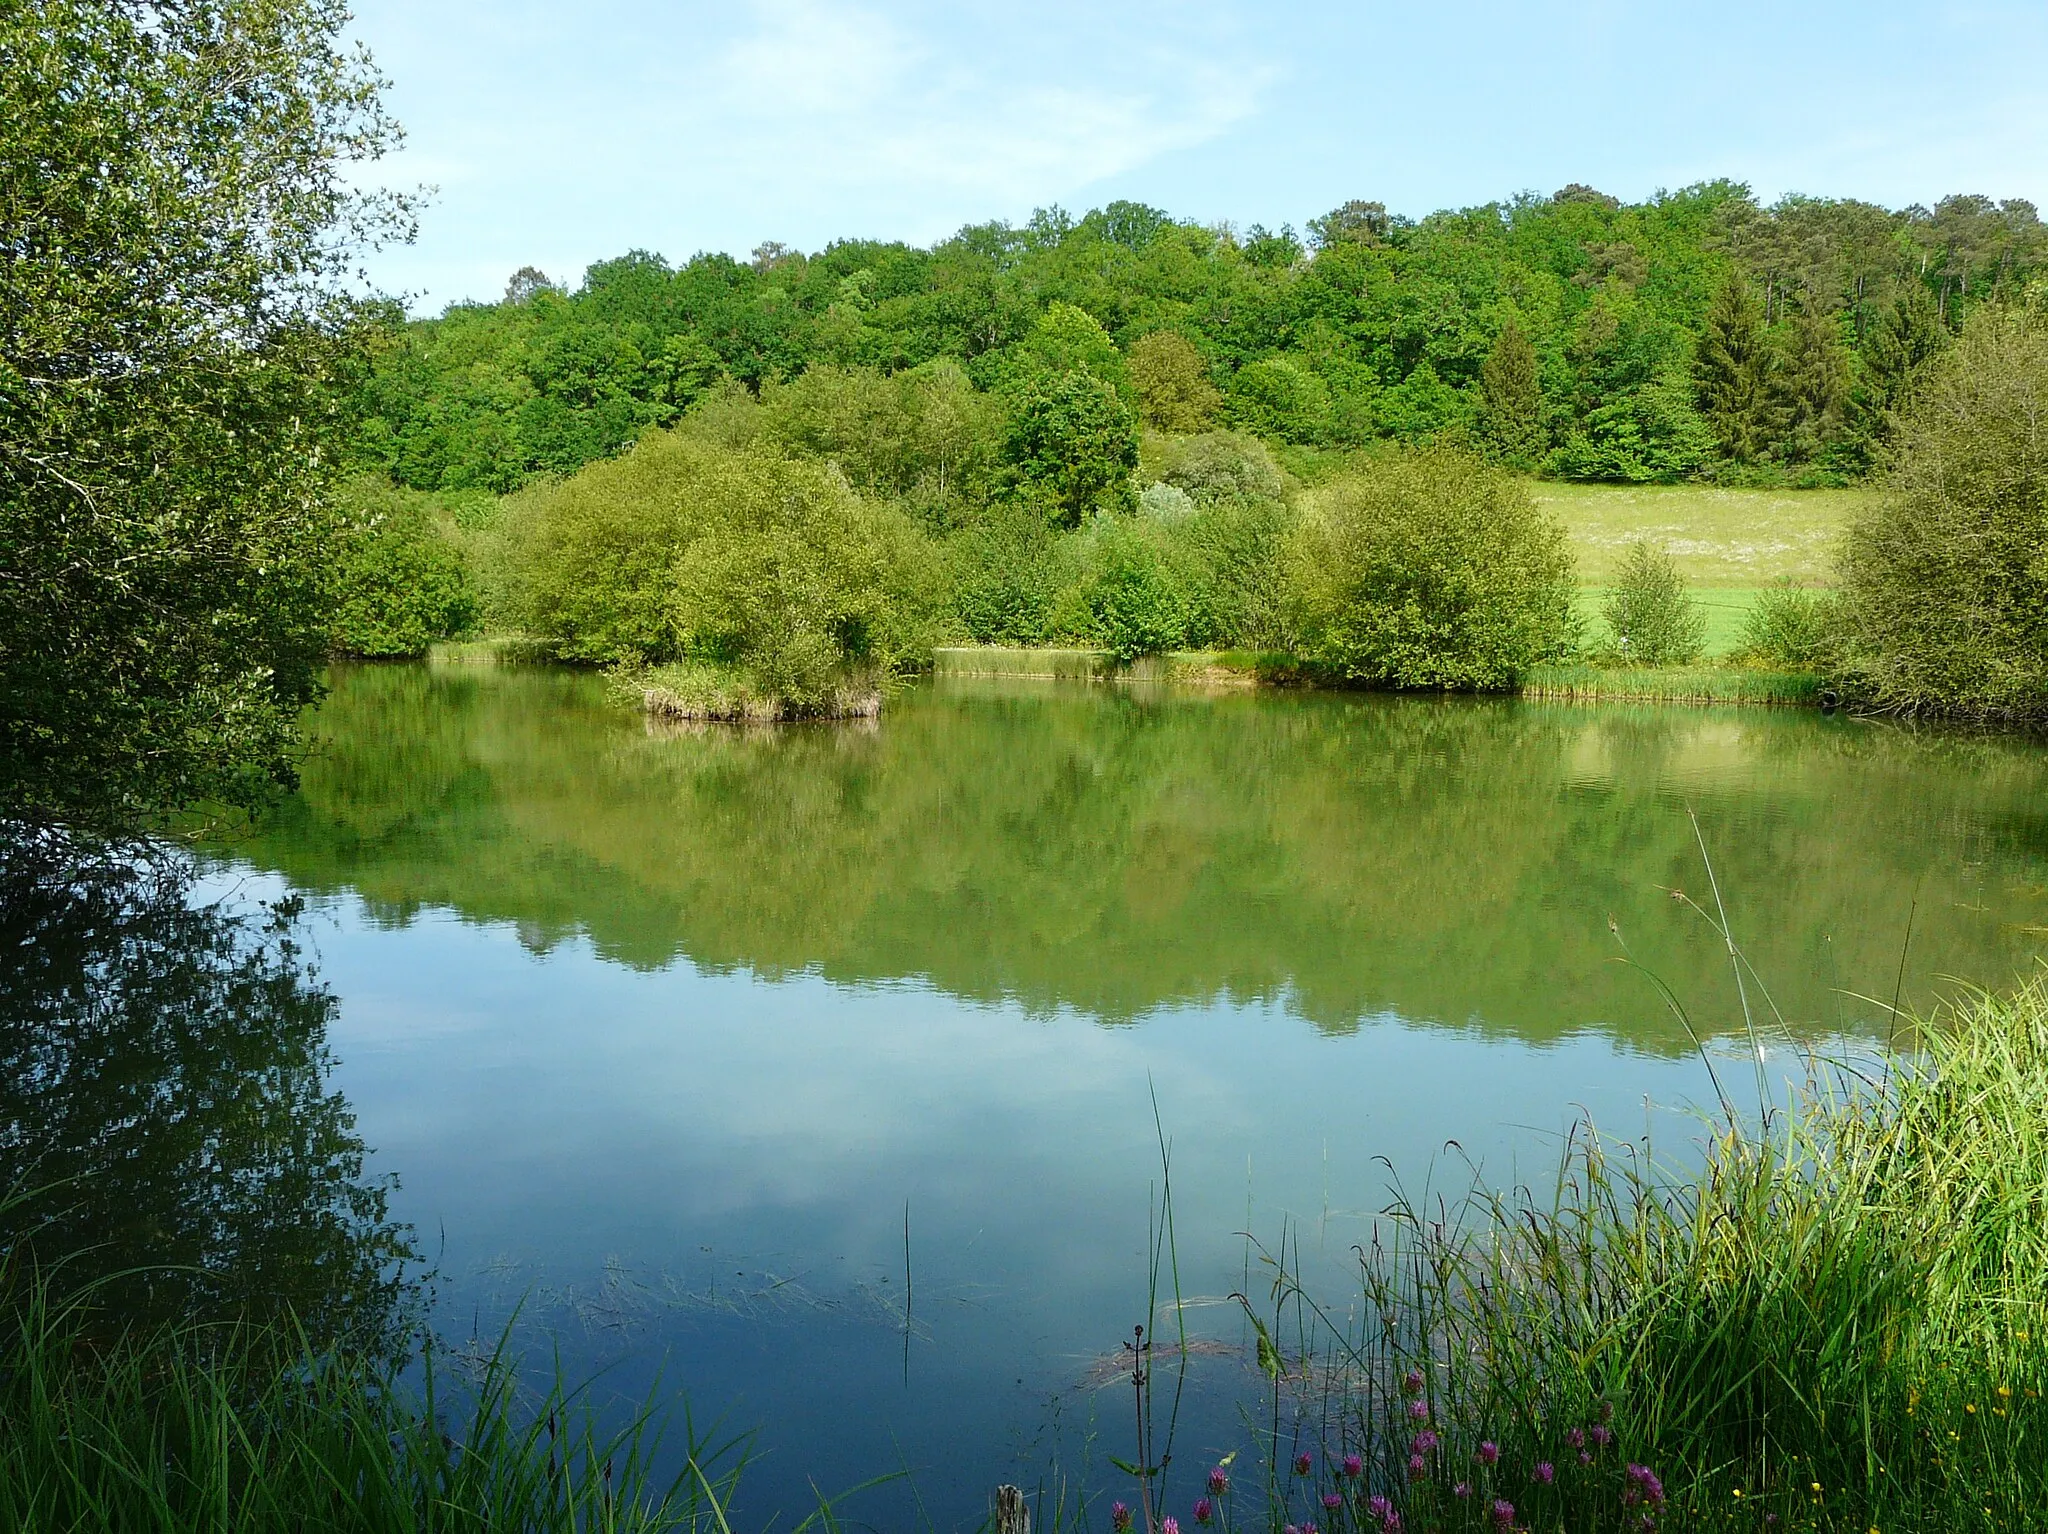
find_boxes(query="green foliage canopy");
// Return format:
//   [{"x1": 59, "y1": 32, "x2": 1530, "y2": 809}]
[{"x1": 1, "y1": 0, "x2": 406, "y2": 835}]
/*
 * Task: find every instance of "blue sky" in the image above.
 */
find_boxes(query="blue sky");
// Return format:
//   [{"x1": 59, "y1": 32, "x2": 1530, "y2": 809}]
[{"x1": 346, "y1": 0, "x2": 2048, "y2": 312}]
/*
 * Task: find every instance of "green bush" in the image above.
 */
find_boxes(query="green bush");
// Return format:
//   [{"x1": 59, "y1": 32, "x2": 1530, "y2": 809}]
[
  {"x1": 668, "y1": 449, "x2": 943, "y2": 706},
  {"x1": 498, "y1": 431, "x2": 942, "y2": 703},
  {"x1": 949, "y1": 502, "x2": 1076, "y2": 645},
  {"x1": 1836, "y1": 306, "x2": 2048, "y2": 719},
  {"x1": 1081, "y1": 518, "x2": 1188, "y2": 664},
  {"x1": 496, "y1": 433, "x2": 705, "y2": 661},
  {"x1": 1155, "y1": 430, "x2": 1287, "y2": 503},
  {"x1": 1600, "y1": 540, "x2": 1707, "y2": 664},
  {"x1": 329, "y1": 480, "x2": 480, "y2": 658},
  {"x1": 1000, "y1": 369, "x2": 1139, "y2": 526},
  {"x1": 1738, "y1": 579, "x2": 1838, "y2": 669},
  {"x1": 1226, "y1": 356, "x2": 1331, "y2": 444},
  {"x1": 1283, "y1": 448, "x2": 1578, "y2": 689},
  {"x1": 1172, "y1": 493, "x2": 1297, "y2": 649}
]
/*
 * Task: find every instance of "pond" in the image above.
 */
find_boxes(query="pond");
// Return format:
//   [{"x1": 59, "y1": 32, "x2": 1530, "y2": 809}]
[{"x1": 94, "y1": 667, "x2": 2048, "y2": 1524}]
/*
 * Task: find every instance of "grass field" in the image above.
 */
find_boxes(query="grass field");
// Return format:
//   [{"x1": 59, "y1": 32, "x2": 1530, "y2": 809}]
[
  {"x1": 1531, "y1": 482, "x2": 1873, "y2": 585},
  {"x1": 1535, "y1": 482, "x2": 1873, "y2": 656}
]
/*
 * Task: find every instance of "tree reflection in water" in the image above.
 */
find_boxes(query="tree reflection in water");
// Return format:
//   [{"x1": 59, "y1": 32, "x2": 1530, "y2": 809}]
[{"x1": 0, "y1": 841, "x2": 418, "y2": 1362}]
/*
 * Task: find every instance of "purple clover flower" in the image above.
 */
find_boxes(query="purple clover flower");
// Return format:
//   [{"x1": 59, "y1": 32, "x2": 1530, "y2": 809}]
[
  {"x1": 1193, "y1": 1499, "x2": 1214, "y2": 1527},
  {"x1": 1453, "y1": 1482, "x2": 1472, "y2": 1500},
  {"x1": 1408, "y1": 1454, "x2": 1426, "y2": 1481},
  {"x1": 1293, "y1": 1451, "x2": 1314, "y2": 1477},
  {"x1": 1208, "y1": 1467, "x2": 1230, "y2": 1497},
  {"x1": 1532, "y1": 1462, "x2": 1555, "y2": 1486},
  {"x1": 1406, "y1": 1398, "x2": 1429, "y2": 1421},
  {"x1": 1476, "y1": 1441, "x2": 1500, "y2": 1466},
  {"x1": 1565, "y1": 1427, "x2": 1585, "y2": 1450},
  {"x1": 1366, "y1": 1495, "x2": 1392, "y2": 1522},
  {"x1": 1162, "y1": 1519, "x2": 1180, "y2": 1534},
  {"x1": 1342, "y1": 1453, "x2": 1363, "y2": 1479},
  {"x1": 1411, "y1": 1429, "x2": 1438, "y2": 1455},
  {"x1": 1490, "y1": 1498, "x2": 1516, "y2": 1526},
  {"x1": 1112, "y1": 1504, "x2": 1132, "y2": 1534},
  {"x1": 1625, "y1": 1465, "x2": 1666, "y2": 1507},
  {"x1": 1590, "y1": 1424, "x2": 1613, "y2": 1449},
  {"x1": 1401, "y1": 1369, "x2": 1425, "y2": 1396},
  {"x1": 1323, "y1": 1494, "x2": 1343, "y2": 1514}
]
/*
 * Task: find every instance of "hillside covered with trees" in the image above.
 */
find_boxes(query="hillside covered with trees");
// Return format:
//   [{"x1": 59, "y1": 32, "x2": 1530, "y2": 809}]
[{"x1": 353, "y1": 184, "x2": 2044, "y2": 493}]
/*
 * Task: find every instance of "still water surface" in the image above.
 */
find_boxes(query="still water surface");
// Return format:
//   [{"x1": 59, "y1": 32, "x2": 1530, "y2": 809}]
[{"x1": 189, "y1": 665, "x2": 2048, "y2": 1526}]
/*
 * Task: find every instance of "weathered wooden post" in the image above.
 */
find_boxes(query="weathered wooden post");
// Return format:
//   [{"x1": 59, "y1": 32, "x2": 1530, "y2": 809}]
[{"x1": 993, "y1": 1483, "x2": 1030, "y2": 1534}]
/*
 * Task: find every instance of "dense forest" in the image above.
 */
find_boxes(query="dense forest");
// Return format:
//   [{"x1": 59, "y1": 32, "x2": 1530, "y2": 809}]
[{"x1": 353, "y1": 184, "x2": 2045, "y2": 493}]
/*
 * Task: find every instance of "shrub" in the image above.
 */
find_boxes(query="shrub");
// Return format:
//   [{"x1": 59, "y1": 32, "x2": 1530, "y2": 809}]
[
  {"x1": 496, "y1": 433, "x2": 705, "y2": 661},
  {"x1": 1137, "y1": 481, "x2": 1196, "y2": 524},
  {"x1": 499, "y1": 432, "x2": 942, "y2": 705},
  {"x1": 1172, "y1": 494, "x2": 1297, "y2": 649},
  {"x1": 1226, "y1": 355, "x2": 1331, "y2": 444},
  {"x1": 1738, "y1": 579, "x2": 1838, "y2": 669},
  {"x1": 1156, "y1": 430, "x2": 1287, "y2": 503},
  {"x1": 1835, "y1": 305, "x2": 2048, "y2": 719},
  {"x1": 1081, "y1": 519, "x2": 1187, "y2": 664},
  {"x1": 1283, "y1": 448, "x2": 1577, "y2": 689},
  {"x1": 1600, "y1": 541, "x2": 1707, "y2": 664},
  {"x1": 666, "y1": 451, "x2": 944, "y2": 706},
  {"x1": 329, "y1": 479, "x2": 479, "y2": 658},
  {"x1": 949, "y1": 502, "x2": 1075, "y2": 645}
]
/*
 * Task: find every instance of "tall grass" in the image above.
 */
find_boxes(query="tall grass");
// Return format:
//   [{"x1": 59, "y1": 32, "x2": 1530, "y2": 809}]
[
  {"x1": 1217, "y1": 975, "x2": 2048, "y2": 1533},
  {"x1": 0, "y1": 1262, "x2": 756, "y2": 1532}
]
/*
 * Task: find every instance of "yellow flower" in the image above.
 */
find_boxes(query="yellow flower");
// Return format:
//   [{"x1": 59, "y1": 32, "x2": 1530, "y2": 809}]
[
  {"x1": 1997, "y1": 1385, "x2": 2012, "y2": 1399},
  {"x1": 1966, "y1": 1402, "x2": 1977, "y2": 1414}
]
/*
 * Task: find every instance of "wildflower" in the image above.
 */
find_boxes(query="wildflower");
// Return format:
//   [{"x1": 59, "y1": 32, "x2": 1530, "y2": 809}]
[
  {"x1": 1163, "y1": 1519, "x2": 1180, "y2": 1534},
  {"x1": 1453, "y1": 1482, "x2": 1472, "y2": 1499},
  {"x1": 1565, "y1": 1427, "x2": 1584, "y2": 1450},
  {"x1": 1294, "y1": 1451, "x2": 1314, "y2": 1476},
  {"x1": 1323, "y1": 1494, "x2": 1344, "y2": 1514},
  {"x1": 1208, "y1": 1468, "x2": 1230, "y2": 1497},
  {"x1": 1193, "y1": 1500, "x2": 1214, "y2": 1527},
  {"x1": 1401, "y1": 1369, "x2": 1425, "y2": 1396},
  {"x1": 1532, "y1": 1462, "x2": 1554, "y2": 1486},
  {"x1": 1998, "y1": 1386, "x2": 2012, "y2": 1399},
  {"x1": 1625, "y1": 1465, "x2": 1665, "y2": 1507},
  {"x1": 1406, "y1": 1398, "x2": 1429, "y2": 1421},
  {"x1": 1408, "y1": 1454, "x2": 1426, "y2": 1480},
  {"x1": 1491, "y1": 1498, "x2": 1516, "y2": 1526},
  {"x1": 1303, "y1": 1524, "x2": 1318, "y2": 1534},
  {"x1": 1367, "y1": 1496, "x2": 1392, "y2": 1522},
  {"x1": 1285, "y1": 1526, "x2": 1299, "y2": 1534},
  {"x1": 1343, "y1": 1453, "x2": 1363, "y2": 1479},
  {"x1": 1578, "y1": 1453, "x2": 1591, "y2": 1467},
  {"x1": 1411, "y1": 1430, "x2": 1437, "y2": 1455},
  {"x1": 1476, "y1": 1441, "x2": 1500, "y2": 1466},
  {"x1": 1589, "y1": 1424, "x2": 1613, "y2": 1449},
  {"x1": 1384, "y1": 1517, "x2": 1401, "y2": 1533},
  {"x1": 1112, "y1": 1504, "x2": 1132, "y2": 1534}
]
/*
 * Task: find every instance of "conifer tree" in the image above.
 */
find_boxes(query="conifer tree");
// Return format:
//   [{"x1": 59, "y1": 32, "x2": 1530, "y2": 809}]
[
  {"x1": 1842, "y1": 288, "x2": 1949, "y2": 467},
  {"x1": 1693, "y1": 276, "x2": 1773, "y2": 462},
  {"x1": 1771, "y1": 308, "x2": 1850, "y2": 463},
  {"x1": 1478, "y1": 321, "x2": 1546, "y2": 466}
]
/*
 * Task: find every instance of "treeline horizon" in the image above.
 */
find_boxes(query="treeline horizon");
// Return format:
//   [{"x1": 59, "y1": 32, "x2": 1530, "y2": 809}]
[{"x1": 354, "y1": 180, "x2": 2047, "y2": 493}]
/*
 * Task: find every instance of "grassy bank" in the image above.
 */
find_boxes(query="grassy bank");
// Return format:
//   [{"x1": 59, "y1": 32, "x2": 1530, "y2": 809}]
[
  {"x1": 935, "y1": 647, "x2": 1828, "y2": 709},
  {"x1": 1521, "y1": 663, "x2": 1827, "y2": 706},
  {"x1": 0, "y1": 1283, "x2": 749, "y2": 1532},
  {"x1": 1217, "y1": 971, "x2": 2048, "y2": 1534}
]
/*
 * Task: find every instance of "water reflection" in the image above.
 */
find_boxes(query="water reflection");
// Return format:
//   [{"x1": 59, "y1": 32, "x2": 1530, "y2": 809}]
[
  {"x1": 0, "y1": 852, "x2": 417, "y2": 1359},
  {"x1": 223, "y1": 665, "x2": 2048, "y2": 1042}
]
